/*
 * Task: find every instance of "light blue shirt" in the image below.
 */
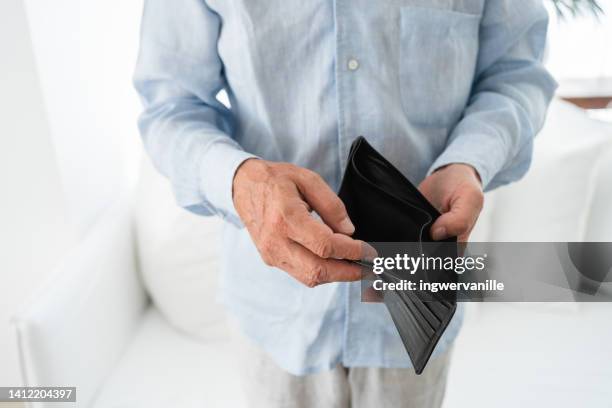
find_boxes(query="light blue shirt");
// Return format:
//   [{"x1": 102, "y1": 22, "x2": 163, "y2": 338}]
[{"x1": 134, "y1": 0, "x2": 556, "y2": 375}]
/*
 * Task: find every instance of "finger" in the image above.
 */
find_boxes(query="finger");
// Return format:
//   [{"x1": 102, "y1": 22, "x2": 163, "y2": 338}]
[
  {"x1": 294, "y1": 170, "x2": 355, "y2": 235},
  {"x1": 284, "y1": 208, "x2": 367, "y2": 260},
  {"x1": 430, "y1": 192, "x2": 481, "y2": 241},
  {"x1": 282, "y1": 240, "x2": 362, "y2": 287},
  {"x1": 457, "y1": 231, "x2": 472, "y2": 243}
]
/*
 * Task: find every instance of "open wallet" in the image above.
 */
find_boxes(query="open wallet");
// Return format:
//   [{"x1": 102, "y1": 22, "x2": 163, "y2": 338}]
[{"x1": 338, "y1": 136, "x2": 457, "y2": 375}]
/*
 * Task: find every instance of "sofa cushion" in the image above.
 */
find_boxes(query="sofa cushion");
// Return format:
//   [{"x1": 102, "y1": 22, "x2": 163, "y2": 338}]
[
  {"x1": 481, "y1": 100, "x2": 612, "y2": 242},
  {"x1": 13, "y1": 201, "x2": 147, "y2": 407},
  {"x1": 91, "y1": 308, "x2": 246, "y2": 408},
  {"x1": 582, "y1": 148, "x2": 612, "y2": 241},
  {"x1": 133, "y1": 158, "x2": 227, "y2": 340}
]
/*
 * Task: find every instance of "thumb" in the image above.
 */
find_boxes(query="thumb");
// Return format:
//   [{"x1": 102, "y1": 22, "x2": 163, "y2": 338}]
[
  {"x1": 295, "y1": 169, "x2": 355, "y2": 235},
  {"x1": 430, "y1": 192, "x2": 481, "y2": 242}
]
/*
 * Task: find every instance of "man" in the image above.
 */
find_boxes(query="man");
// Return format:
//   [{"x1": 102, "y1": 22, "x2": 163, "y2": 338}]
[{"x1": 134, "y1": 0, "x2": 556, "y2": 406}]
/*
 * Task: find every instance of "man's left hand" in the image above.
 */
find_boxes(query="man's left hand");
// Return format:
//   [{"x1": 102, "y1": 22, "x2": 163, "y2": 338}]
[{"x1": 418, "y1": 164, "x2": 484, "y2": 242}]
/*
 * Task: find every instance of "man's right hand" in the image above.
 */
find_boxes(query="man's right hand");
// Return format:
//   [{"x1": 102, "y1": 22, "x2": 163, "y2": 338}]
[{"x1": 232, "y1": 158, "x2": 371, "y2": 287}]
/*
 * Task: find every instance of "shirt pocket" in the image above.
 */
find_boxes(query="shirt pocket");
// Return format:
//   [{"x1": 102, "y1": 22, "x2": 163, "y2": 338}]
[{"x1": 399, "y1": 6, "x2": 480, "y2": 127}]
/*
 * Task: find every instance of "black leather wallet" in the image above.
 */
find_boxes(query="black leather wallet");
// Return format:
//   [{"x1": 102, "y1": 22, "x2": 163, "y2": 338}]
[{"x1": 338, "y1": 136, "x2": 457, "y2": 375}]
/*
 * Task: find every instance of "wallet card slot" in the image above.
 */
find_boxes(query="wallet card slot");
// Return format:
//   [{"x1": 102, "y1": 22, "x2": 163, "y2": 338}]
[
  {"x1": 398, "y1": 291, "x2": 437, "y2": 337},
  {"x1": 405, "y1": 290, "x2": 443, "y2": 330},
  {"x1": 384, "y1": 275, "x2": 437, "y2": 336},
  {"x1": 423, "y1": 298, "x2": 453, "y2": 321},
  {"x1": 385, "y1": 292, "x2": 430, "y2": 349},
  {"x1": 385, "y1": 294, "x2": 422, "y2": 353}
]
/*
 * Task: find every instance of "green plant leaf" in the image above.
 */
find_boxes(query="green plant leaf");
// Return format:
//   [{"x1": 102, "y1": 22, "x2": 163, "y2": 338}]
[{"x1": 551, "y1": 0, "x2": 604, "y2": 18}]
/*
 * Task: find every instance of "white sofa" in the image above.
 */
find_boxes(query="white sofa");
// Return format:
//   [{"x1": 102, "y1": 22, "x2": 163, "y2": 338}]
[{"x1": 13, "y1": 100, "x2": 612, "y2": 408}]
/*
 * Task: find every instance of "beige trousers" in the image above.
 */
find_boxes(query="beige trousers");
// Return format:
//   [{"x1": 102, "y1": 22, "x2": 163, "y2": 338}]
[{"x1": 234, "y1": 330, "x2": 451, "y2": 408}]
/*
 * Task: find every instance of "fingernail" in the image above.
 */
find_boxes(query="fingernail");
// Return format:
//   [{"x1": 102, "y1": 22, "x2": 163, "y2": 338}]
[
  {"x1": 339, "y1": 217, "x2": 355, "y2": 235},
  {"x1": 432, "y1": 227, "x2": 447, "y2": 241}
]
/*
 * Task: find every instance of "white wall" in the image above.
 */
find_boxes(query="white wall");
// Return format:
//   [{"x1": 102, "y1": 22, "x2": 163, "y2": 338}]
[
  {"x1": 23, "y1": 0, "x2": 144, "y2": 237},
  {"x1": 546, "y1": 0, "x2": 612, "y2": 80},
  {"x1": 0, "y1": 0, "x2": 74, "y2": 385}
]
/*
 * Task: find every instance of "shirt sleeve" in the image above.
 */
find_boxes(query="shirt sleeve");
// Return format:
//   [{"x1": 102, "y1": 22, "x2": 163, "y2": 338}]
[
  {"x1": 133, "y1": 0, "x2": 256, "y2": 226},
  {"x1": 427, "y1": 0, "x2": 558, "y2": 191}
]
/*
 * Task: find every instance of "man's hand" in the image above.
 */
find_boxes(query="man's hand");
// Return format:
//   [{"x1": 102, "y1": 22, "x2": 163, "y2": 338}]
[
  {"x1": 418, "y1": 164, "x2": 484, "y2": 242},
  {"x1": 233, "y1": 159, "x2": 371, "y2": 287}
]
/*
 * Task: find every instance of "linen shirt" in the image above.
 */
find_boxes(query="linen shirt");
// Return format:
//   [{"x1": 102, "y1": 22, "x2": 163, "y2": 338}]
[{"x1": 134, "y1": 0, "x2": 556, "y2": 375}]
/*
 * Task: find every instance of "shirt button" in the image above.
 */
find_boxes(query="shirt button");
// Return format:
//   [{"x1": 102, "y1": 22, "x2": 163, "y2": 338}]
[{"x1": 347, "y1": 58, "x2": 360, "y2": 71}]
